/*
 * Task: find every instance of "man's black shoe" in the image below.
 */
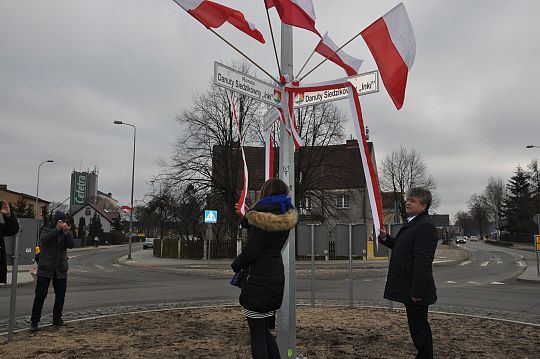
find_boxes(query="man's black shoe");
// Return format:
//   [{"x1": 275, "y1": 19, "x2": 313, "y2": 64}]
[
  {"x1": 30, "y1": 322, "x2": 39, "y2": 332},
  {"x1": 52, "y1": 319, "x2": 66, "y2": 327}
]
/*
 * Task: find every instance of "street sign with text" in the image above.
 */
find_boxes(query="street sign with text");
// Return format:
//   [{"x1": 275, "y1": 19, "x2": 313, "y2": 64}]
[
  {"x1": 214, "y1": 62, "x2": 279, "y2": 107},
  {"x1": 292, "y1": 70, "x2": 379, "y2": 108}
]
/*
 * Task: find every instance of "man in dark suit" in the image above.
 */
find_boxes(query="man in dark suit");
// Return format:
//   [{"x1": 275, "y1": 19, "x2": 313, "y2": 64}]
[{"x1": 379, "y1": 187, "x2": 438, "y2": 359}]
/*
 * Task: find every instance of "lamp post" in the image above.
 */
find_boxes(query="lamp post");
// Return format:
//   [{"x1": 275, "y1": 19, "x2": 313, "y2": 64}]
[
  {"x1": 114, "y1": 120, "x2": 136, "y2": 260},
  {"x1": 35, "y1": 160, "x2": 54, "y2": 245},
  {"x1": 526, "y1": 145, "x2": 540, "y2": 149}
]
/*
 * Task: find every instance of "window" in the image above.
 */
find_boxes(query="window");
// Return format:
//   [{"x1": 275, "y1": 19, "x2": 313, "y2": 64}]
[
  {"x1": 85, "y1": 207, "x2": 91, "y2": 215},
  {"x1": 300, "y1": 196, "x2": 312, "y2": 209},
  {"x1": 336, "y1": 193, "x2": 350, "y2": 208}
]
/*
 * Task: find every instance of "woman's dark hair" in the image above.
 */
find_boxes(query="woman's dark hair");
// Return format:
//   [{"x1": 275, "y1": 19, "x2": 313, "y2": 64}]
[{"x1": 259, "y1": 178, "x2": 289, "y2": 199}]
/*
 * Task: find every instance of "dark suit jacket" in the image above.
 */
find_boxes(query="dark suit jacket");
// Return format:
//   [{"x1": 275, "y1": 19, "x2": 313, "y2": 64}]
[
  {"x1": 0, "y1": 214, "x2": 19, "y2": 283},
  {"x1": 381, "y1": 212, "x2": 438, "y2": 305}
]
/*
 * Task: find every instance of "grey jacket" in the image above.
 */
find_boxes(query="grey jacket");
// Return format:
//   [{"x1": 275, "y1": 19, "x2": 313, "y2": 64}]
[{"x1": 38, "y1": 225, "x2": 75, "y2": 279}]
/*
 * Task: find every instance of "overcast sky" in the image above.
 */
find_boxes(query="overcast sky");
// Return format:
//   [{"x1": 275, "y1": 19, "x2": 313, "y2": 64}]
[{"x1": 1, "y1": 0, "x2": 539, "y2": 221}]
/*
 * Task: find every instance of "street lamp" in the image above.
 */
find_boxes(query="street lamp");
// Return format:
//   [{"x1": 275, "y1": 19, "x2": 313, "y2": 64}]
[
  {"x1": 35, "y1": 160, "x2": 54, "y2": 244},
  {"x1": 113, "y1": 121, "x2": 136, "y2": 260},
  {"x1": 526, "y1": 145, "x2": 540, "y2": 149}
]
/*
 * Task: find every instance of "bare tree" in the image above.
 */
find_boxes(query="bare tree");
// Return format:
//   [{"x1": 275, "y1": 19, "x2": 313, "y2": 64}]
[
  {"x1": 162, "y1": 62, "x2": 264, "y2": 241},
  {"x1": 379, "y1": 146, "x2": 438, "y2": 222},
  {"x1": 484, "y1": 176, "x2": 505, "y2": 238},
  {"x1": 467, "y1": 193, "x2": 490, "y2": 237},
  {"x1": 527, "y1": 159, "x2": 540, "y2": 214}
]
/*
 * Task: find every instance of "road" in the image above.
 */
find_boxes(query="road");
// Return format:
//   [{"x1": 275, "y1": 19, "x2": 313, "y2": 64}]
[{"x1": 1, "y1": 241, "x2": 539, "y2": 332}]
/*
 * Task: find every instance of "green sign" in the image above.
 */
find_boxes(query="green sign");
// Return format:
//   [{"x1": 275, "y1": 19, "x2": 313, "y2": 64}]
[{"x1": 70, "y1": 172, "x2": 88, "y2": 205}]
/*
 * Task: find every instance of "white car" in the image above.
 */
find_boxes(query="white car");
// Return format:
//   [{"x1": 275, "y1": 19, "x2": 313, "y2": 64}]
[
  {"x1": 469, "y1": 235, "x2": 478, "y2": 242},
  {"x1": 455, "y1": 236, "x2": 467, "y2": 244}
]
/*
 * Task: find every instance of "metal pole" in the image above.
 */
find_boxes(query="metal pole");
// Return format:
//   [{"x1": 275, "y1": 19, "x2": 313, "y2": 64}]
[
  {"x1": 310, "y1": 224, "x2": 315, "y2": 306},
  {"x1": 277, "y1": 21, "x2": 296, "y2": 359},
  {"x1": 128, "y1": 125, "x2": 136, "y2": 259},
  {"x1": 8, "y1": 229, "x2": 21, "y2": 342},
  {"x1": 348, "y1": 224, "x2": 353, "y2": 308}
]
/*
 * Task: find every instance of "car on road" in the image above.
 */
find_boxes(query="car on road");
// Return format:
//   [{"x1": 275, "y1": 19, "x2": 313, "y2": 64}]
[
  {"x1": 469, "y1": 235, "x2": 478, "y2": 242},
  {"x1": 455, "y1": 236, "x2": 467, "y2": 244},
  {"x1": 143, "y1": 238, "x2": 155, "y2": 249}
]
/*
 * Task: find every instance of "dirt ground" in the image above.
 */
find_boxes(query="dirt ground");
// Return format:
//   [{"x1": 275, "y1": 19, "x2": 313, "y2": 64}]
[{"x1": 1, "y1": 306, "x2": 538, "y2": 358}]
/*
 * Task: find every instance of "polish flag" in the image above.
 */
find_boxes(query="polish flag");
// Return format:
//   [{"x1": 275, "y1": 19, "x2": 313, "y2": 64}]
[
  {"x1": 265, "y1": 0, "x2": 321, "y2": 37},
  {"x1": 315, "y1": 32, "x2": 363, "y2": 76},
  {"x1": 361, "y1": 2, "x2": 416, "y2": 110},
  {"x1": 265, "y1": 132, "x2": 274, "y2": 181},
  {"x1": 172, "y1": 0, "x2": 265, "y2": 43},
  {"x1": 120, "y1": 205, "x2": 133, "y2": 212}
]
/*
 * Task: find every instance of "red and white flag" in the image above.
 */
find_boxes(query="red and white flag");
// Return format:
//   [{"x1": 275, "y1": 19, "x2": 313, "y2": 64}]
[
  {"x1": 172, "y1": 0, "x2": 265, "y2": 43},
  {"x1": 361, "y1": 2, "x2": 416, "y2": 110},
  {"x1": 265, "y1": 131, "x2": 274, "y2": 181},
  {"x1": 265, "y1": 0, "x2": 321, "y2": 37},
  {"x1": 315, "y1": 32, "x2": 363, "y2": 77},
  {"x1": 120, "y1": 205, "x2": 133, "y2": 212}
]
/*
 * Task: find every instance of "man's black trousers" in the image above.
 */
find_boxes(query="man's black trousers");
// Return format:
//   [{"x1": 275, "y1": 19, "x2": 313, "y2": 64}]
[
  {"x1": 405, "y1": 304, "x2": 433, "y2": 359},
  {"x1": 31, "y1": 274, "x2": 67, "y2": 324}
]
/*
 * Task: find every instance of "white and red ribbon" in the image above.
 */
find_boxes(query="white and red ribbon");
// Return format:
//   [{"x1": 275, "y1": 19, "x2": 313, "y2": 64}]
[
  {"x1": 228, "y1": 92, "x2": 249, "y2": 217},
  {"x1": 284, "y1": 79, "x2": 384, "y2": 246}
]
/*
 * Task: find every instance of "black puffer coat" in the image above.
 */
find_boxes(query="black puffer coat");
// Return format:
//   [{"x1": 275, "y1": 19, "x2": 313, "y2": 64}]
[
  {"x1": 0, "y1": 213, "x2": 19, "y2": 283},
  {"x1": 37, "y1": 225, "x2": 75, "y2": 279},
  {"x1": 381, "y1": 212, "x2": 438, "y2": 305},
  {"x1": 231, "y1": 204, "x2": 297, "y2": 313}
]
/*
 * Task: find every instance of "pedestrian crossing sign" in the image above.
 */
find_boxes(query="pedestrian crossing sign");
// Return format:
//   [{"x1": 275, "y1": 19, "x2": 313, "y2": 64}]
[{"x1": 204, "y1": 210, "x2": 218, "y2": 223}]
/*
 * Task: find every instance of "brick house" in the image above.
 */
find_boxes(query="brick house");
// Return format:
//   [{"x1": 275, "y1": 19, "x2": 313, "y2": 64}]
[{"x1": 0, "y1": 184, "x2": 50, "y2": 220}]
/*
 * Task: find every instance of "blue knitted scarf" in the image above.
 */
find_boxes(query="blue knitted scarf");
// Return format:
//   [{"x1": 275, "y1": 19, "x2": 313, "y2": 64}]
[{"x1": 256, "y1": 194, "x2": 294, "y2": 214}]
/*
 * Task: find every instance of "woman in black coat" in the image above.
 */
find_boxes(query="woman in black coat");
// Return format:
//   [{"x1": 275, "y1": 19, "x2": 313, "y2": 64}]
[
  {"x1": 0, "y1": 200, "x2": 19, "y2": 284},
  {"x1": 231, "y1": 178, "x2": 297, "y2": 359}
]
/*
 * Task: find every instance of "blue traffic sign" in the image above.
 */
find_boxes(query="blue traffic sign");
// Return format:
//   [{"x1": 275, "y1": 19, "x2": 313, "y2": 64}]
[{"x1": 204, "y1": 210, "x2": 218, "y2": 223}]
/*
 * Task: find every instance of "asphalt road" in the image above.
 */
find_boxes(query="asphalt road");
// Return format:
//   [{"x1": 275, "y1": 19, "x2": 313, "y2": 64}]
[{"x1": 1, "y1": 241, "x2": 539, "y2": 329}]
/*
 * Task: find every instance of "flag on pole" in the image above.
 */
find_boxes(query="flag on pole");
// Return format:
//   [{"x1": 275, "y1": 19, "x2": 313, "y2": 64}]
[
  {"x1": 265, "y1": 131, "x2": 274, "y2": 181},
  {"x1": 172, "y1": 0, "x2": 265, "y2": 43},
  {"x1": 361, "y1": 2, "x2": 416, "y2": 110},
  {"x1": 265, "y1": 0, "x2": 321, "y2": 37},
  {"x1": 120, "y1": 205, "x2": 133, "y2": 212},
  {"x1": 315, "y1": 32, "x2": 364, "y2": 76}
]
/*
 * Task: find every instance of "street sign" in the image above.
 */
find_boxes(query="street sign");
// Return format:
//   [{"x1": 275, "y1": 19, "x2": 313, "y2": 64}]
[
  {"x1": 214, "y1": 62, "x2": 279, "y2": 107},
  {"x1": 204, "y1": 210, "x2": 218, "y2": 223},
  {"x1": 263, "y1": 107, "x2": 280, "y2": 131},
  {"x1": 292, "y1": 70, "x2": 379, "y2": 108},
  {"x1": 535, "y1": 235, "x2": 540, "y2": 252}
]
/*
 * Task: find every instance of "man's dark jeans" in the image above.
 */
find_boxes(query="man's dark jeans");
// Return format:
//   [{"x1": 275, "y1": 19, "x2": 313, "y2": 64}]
[{"x1": 30, "y1": 274, "x2": 67, "y2": 324}]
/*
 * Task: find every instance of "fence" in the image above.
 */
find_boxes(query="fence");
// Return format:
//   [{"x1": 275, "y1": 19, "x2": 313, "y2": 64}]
[{"x1": 154, "y1": 238, "x2": 236, "y2": 259}]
